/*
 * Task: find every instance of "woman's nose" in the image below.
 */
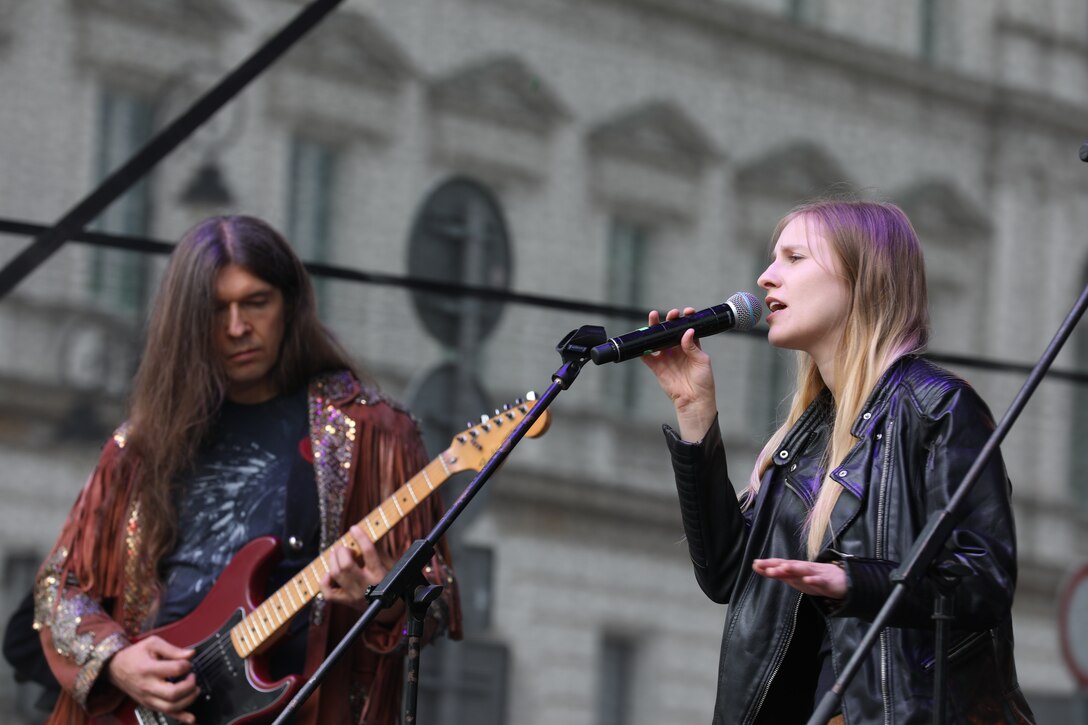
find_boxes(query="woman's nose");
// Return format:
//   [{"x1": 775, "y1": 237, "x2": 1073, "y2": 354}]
[{"x1": 757, "y1": 263, "x2": 777, "y2": 290}]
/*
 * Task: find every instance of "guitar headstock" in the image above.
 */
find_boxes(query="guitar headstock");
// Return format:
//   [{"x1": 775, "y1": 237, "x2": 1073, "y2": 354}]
[{"x1": 444, "y1": 393, "x2": 551, "y2": 473}]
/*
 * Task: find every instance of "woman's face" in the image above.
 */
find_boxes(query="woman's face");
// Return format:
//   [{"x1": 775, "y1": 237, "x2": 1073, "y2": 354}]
[{"x1": 757, "y1": 215, "x2": 852, "y2": 370}]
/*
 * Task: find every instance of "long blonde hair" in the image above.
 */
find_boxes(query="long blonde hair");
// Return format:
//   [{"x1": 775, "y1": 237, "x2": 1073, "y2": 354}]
[{"x1": 747, "y1": 200, "x2": 930, "y2": 559}]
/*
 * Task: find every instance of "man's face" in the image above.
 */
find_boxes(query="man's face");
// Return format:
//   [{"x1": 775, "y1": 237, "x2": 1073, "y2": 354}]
[{"x1": 213, "y1": 263, "x2": 286, "y2": 404}]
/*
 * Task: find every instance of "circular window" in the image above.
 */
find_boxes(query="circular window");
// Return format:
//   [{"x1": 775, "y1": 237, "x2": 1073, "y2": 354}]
[{"x1": 406, "y1": 177, "x2": 512, "y2": 347}]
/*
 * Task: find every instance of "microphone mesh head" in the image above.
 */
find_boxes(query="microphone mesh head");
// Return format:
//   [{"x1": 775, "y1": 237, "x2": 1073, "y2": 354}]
[{"x1": 728, "y1": 292, "x2": 762, "y2": 331}]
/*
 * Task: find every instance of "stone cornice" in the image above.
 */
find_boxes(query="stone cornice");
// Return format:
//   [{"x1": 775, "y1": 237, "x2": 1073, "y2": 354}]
[{"x1": 479, "y1": 0, "x2": 1088, "y2": 136}]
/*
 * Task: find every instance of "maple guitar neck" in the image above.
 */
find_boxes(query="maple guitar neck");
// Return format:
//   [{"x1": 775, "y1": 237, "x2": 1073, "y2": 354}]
[{"x1": 229, "y1": 396, "x2": 550, "y2": 659}]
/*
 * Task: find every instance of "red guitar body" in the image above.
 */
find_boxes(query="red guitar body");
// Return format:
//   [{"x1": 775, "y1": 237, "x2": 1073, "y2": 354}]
[{"x1": 92, "y1": 537, "x2": 299, "y2": 725}]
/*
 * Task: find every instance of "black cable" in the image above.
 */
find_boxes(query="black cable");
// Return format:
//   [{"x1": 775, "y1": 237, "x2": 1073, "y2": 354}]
[
  {"x1": 2, "y1": 216, "x2": 1086, "y2": 385},
  {"x1": 0, "y1": 0, "x2": 348, "y2": 298}
]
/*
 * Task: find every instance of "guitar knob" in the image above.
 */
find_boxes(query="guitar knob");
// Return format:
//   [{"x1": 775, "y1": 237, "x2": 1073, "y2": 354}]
[{"x1": 287, "y1": 536, "x2": 304, "y2": 552}]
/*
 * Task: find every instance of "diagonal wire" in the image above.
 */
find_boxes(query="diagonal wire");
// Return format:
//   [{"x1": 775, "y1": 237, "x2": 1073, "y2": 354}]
[{"x1": 0, "y1": 0, "x2": 347, "y2": 298}]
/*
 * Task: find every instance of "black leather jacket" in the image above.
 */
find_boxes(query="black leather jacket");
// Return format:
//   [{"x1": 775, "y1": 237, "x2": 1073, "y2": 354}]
[{"x1": 666, "y1": 356, "x2": 1034, "y2": 724}]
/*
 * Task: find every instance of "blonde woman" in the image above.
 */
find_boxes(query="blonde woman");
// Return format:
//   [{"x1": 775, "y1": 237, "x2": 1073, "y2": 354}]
[{"x1": 644, "y1": 200, "x2": 1034, "y2": 724}]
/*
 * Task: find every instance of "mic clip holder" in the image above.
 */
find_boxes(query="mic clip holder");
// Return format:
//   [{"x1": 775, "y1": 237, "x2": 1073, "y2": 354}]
[
  {"x1": 553, "y1": 325, "x2": 607, "y2": 389},
  {"x1": 556, "y1": 325, "x2": 607, "y2": 362}
]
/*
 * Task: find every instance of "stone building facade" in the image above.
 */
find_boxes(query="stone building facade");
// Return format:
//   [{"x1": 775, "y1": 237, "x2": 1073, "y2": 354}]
[{"x1": 1, "y1": 0, "x2": 1087, "y2": 722}]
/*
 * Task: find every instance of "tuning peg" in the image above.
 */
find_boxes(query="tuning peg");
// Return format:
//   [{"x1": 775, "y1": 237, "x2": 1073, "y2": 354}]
[
  {"x1": 514, "y1": 397, "x2": 523, "y2": 405},
  {"x1": 502, "y1": 403, "x2": 511, "y2": 411},
  {"x1": 480, "y1": 414, "x2": 490, "y2": 423},
  {"x1": 466, "y1": 421, "x2": 474, "y2": 430},
  {"x1": 527, "y1": 391, "x2": 537, "y2": 401}
]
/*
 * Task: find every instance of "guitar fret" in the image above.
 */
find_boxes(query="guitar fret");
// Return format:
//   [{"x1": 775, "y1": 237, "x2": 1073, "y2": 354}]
[
  {"x1": 258, "y1": 605, "x2": 277, "y2": 635},
  {"x1": 378, "y1": 506, "x2": 392, "y2": 528},
  {"x1": 407, "y1": 480, "x2": 420, "y2": 504},
  {"x1": 293, "y1": 576, "x2": 309, "y2": 602},
  {"x1": 422, "y1": 468, "x2": 435, "y2": 490},
  {"x1": 277, "y1": 589, "x2": 294, "y2": 618},
  {"x1": 266, "y1": 601, "x2": 283, "y2": 627},
  {"x1": 364, "y1": 517, "x2": 379, "y2": 541},
  {"x1": 249, "y1": 613, "x2": 267, "y2": 643},
  {"x1": 233, "y1": 630, "x2": 250, "y2": 658},
  {"x1": 437, "y1": 454, "x2": 450, "y2": 476},
  {"x1": 256, "y1": 607, "x2": 273, "y2": 638},
  {"x1": 392, "y1": 495, "x2": 405, "y2": 517}
]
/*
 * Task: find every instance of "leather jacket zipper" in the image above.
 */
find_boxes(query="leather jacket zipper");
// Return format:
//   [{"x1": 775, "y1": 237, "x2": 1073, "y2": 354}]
[
  {"x1": 746, "y1": 592, "x2": 803, "y2": 725},
  {"x1": 876, "y1": 419, "x2": 894, "y2": 725}
]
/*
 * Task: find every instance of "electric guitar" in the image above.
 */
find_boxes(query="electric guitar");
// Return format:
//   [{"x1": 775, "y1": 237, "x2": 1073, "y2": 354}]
[{"x1": 94, "y1": 395, "x2": 551, "y2": 725}]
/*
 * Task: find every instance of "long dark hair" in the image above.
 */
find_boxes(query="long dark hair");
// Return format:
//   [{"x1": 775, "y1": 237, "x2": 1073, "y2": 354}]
[{"x1": 124, "y1": 215, "x2": 359, "y2": 566}]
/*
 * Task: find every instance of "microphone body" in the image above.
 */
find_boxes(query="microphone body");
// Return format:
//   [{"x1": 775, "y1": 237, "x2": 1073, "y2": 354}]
[{"x1": 590, "y1": 292, "x2": 762, "y2": 364}]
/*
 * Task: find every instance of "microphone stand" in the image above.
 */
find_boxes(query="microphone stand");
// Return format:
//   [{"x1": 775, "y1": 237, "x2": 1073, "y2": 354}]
[
  {"x1": 807, "y1": 280, "x2": 1088, "y2": 725},
  {"x1": 272, "y1": 325, "x2": 608, "y2": 725}
]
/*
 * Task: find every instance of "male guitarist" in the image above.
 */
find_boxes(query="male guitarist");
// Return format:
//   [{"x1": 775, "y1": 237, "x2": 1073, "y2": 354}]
[{"x1": 34, "y1": 215, "x2": 461, "y2": 724}]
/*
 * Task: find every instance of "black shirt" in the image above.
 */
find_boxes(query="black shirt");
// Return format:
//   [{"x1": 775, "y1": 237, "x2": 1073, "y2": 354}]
[{"x1": 156, "y1": 387, "x2": 319, "y2": 676}]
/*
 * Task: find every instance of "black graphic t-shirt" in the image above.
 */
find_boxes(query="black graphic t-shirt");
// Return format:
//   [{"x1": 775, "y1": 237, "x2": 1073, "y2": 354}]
[{"x1": 156, "y1": 387, "x2": 319, "y2": 675}]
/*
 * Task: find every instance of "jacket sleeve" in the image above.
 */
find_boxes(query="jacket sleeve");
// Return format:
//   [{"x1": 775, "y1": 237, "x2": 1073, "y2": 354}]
[
  {"x1": 33, "y1": 441, "x2": 134, "y2": 716},
  {"x1": 346, "y1": 402, "x2": 461, "y2": 654},
  {"x1": 664, "y1": 415, "x2": 752, "y2": 604},
  {"x1": 326, "y1": 396, "x2": 463, "y2": 725},
  {"x1": 828, "y1": 384, "x2": 1018, "y2": 631}
]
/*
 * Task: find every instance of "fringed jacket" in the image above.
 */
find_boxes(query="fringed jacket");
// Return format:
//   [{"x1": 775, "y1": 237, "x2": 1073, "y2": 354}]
[{"x1": 34, "y1": 371, "x2": 461, "y2": 724}]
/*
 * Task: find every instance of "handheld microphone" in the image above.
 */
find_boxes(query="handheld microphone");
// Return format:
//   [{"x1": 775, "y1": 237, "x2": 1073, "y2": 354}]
[{"x1": 589, "y1": 291, "x2": 762, "y2": 364}]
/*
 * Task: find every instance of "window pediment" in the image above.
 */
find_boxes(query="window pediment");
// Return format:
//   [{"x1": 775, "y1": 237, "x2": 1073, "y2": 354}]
[
  {"x1": 429, "y1": 55, "x2": 567, "y2": 133},
  {"x1": 585, "y1": 101, "x2": 717, "y2": 222},
  {"x1": 736, "y1": 142, "x2": 851, "y2": 200},
  {"x1": 587, "y1": 100, "x2": 718, "y2": 174},
  {"x1": 283, "y1": 12, "x2": 415, "y2": 90},
  {"x1": 896, "y1": 181, "x2": 991, "y2": 240}
]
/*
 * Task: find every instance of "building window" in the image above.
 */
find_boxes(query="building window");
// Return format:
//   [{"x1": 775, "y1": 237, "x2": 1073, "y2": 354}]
[
  {"x1": 89, "y1": 87, "x2": 155, "y2": 313},
  {"x1": 605, "y1": 218, "x2": 651, "y2": 412},
  {"x1": 787, "y1": 0, "x2": 824, "y2": 25},
  {"x1": 919, "y1": 0, "x2": 938, "y2": 61},
  {"x1": 919, "y1": 0, "x2": 956, "y2": 64},
  {"x1": 597, "y1": 634, "x2": 635, "y2": 725},
  {"x1": 286, "y1": 135, "x2": 338, "y2": 307}
]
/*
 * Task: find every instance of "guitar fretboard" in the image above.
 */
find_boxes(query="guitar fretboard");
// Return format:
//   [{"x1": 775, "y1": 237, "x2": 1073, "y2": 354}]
[{"x1": 228, "y1": 453, "x2": 453, "y2": 658}]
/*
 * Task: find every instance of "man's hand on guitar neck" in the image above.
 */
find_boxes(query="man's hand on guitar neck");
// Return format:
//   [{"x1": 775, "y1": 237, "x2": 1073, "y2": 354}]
[
  {"x1": 106, "y1": 636, "x2": 199, "y2": 724},
  {"x1": 320, "y1": 525, "x2": 407, "y2": 625}
]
